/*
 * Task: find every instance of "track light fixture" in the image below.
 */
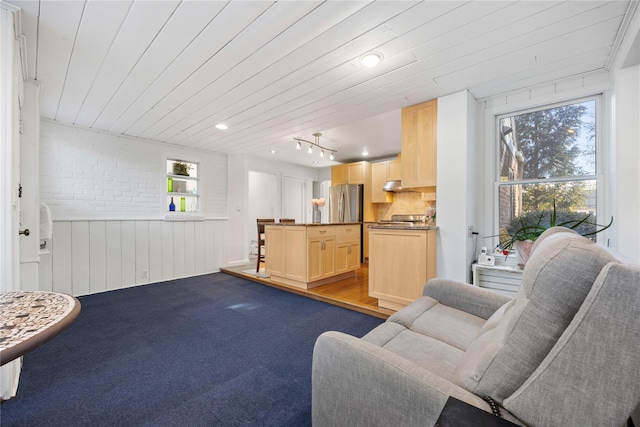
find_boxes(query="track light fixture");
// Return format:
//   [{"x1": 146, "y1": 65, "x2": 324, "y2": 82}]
[{"x1": 293, "y1": 132, "x2": 337, "y2": 160}]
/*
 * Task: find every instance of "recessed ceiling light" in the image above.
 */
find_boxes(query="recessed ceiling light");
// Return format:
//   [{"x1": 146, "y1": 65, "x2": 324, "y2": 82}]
[
  {"x1": 362, "y1": 150, "x2": 369, "y2": 156},
  {"x1": 215, "y1": 123, "x2": 228, "y2": 130},
  {"x1": 270, "y1": 149, "x2": 276, "y2": 154},
  {"x1": 360, "y1": 52, "x2": 383, "y2": 67}
]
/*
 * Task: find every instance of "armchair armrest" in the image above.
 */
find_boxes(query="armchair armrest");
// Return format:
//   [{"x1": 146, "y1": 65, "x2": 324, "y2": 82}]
[
  {"x1": 423, "y1": 278, "x2": 512, "y2": 320},
  {"x1": 312, "y1": 331, "x2": 494, "y2": 427}
]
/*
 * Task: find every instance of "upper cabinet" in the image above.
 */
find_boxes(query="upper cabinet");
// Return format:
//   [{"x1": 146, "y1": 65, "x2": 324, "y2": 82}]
[
  {"x1": 331, "y1": 161, "x2": 369, "y2": 185},
  {"x1": 388, "y1": 158, "x2": 401, "y2": 181},
  {"x1": 371, "y1": 159, "x2": 400, "y2": 203},
  {"x1": 401, "y1": 100, "x2": 437, "y2": 188},
  {"x1": 331, "y1": 164, "x2": 349, "y2": 186}
]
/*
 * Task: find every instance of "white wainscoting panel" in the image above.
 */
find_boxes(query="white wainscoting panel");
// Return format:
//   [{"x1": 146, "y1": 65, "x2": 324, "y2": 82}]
[
  {"x1": 46, "y1": 219, "x2": 227, "y2": 296},
  {"x1": 89, "y1": 221, "x2": 107, "y2": 293},
  {"x1": 52, "y1": 221, "x2": 73, "y2": 295},
  {"x1": 71, "y1": 221, "x2": 91, "y2": 296},
  {"x1": 105, "y1": 221, "x2": 122, "y2": 291}
]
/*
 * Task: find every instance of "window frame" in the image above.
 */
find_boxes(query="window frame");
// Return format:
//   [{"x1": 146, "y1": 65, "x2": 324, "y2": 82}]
[
  {"x1": 483, "y1": 93, "x2": 610, "y2": 247},
  {"x1": 164, "y1": 157, "x2": 202, "y2": 219}
]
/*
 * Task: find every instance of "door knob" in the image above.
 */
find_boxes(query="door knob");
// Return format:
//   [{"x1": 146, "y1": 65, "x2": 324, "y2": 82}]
[{"x1": 19, "y1": 229, "x2": 30, "y2": 236}]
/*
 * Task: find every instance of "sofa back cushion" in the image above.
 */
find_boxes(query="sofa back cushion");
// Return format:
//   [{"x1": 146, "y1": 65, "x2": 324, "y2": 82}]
[
  {"x1": 503, "y1": 262, "x2": 640, "y2": 426},
  {"x1": 454, "y1": 227, "x2": 618, "y2": 402}
]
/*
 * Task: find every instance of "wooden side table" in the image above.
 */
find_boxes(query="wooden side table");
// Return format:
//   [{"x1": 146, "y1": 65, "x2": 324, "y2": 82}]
[{"x1": 0, "y1": 291, "x2": 81, "y2": 365}]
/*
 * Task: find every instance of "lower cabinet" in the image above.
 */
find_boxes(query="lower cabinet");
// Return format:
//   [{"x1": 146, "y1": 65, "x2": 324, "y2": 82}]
[
  {"x1": 335, "y1": 224, "x2": 361, "y2": 274},
  {"x1": 265, "y1": 226, "x2": 306, "y2": 281},
  {"x1": 336, "y1": 242, "x2": 360, "y2": 274},
  {"x1": 369, "y1": 228, "x2": 436, "y2": 311},
  {"x1": 308, "y1": 236, "x2": 335, "y2": 282}
]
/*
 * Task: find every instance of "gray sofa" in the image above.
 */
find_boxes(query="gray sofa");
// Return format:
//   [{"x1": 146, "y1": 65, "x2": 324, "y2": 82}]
[{"x1": 312, "y1": 227, "x2": 640, "y2": 426}]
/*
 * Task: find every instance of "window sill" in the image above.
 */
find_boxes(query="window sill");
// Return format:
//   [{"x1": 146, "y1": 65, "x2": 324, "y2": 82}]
[{"x1": 163, "y1": 213, "x2": 205, "y2": 222}]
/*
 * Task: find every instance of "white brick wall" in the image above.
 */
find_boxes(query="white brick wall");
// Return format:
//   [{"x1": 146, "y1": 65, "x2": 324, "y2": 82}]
[{"x1": 40, "y1": 121, "x2": 227, "y2": 220}]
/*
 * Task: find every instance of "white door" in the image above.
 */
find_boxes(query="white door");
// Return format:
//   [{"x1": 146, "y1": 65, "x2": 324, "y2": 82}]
[
  {"x1": 1, "y1": 3, "x2": 23, "y2": 399},
  {"x1": 282, "y1": 175, "x2": 306, "y2": 223},
  {"x1": 248, "y1": 171, "x2": 277, "y2": 254}
]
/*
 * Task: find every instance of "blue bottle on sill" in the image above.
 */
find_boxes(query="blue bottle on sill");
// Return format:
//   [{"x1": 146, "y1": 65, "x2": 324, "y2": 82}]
[{"x1": 169, "y1": 197, "x2": 175, "y2": 212}]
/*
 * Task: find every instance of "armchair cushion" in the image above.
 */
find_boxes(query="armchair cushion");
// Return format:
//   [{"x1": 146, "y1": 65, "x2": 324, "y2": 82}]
[{"x1": 386, "y1": 295, "x2": 486, "y2": 350}]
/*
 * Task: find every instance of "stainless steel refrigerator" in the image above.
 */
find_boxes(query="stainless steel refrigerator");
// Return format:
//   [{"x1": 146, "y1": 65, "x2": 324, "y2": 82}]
[
  {"x1": 329, "y1": 184, "x2": 364, "y2": 261},
  {"x1": 329, "y1": 184, "x2": 363, "y2": 223}
]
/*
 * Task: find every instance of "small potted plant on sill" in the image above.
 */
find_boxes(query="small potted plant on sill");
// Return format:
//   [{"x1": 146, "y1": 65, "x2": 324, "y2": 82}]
[
  {"x1": 497, "y1": 202, "x2": 613, "y2": 268},
  {"x1": 173, "y1": 161, "x2": 190, "y2": 176}
]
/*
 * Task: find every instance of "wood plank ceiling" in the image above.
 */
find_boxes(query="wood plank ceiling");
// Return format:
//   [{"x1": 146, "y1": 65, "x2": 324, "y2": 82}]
[{"x1": 8, "y1": 0, "x2": 635, "y2": 167}]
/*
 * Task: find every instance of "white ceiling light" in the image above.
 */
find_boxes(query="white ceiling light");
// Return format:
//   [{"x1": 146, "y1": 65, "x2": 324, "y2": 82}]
[
  {"x1": 362, "y1": 150, "x2": 369, "y2": 156},
  {"x1": 360, "y1": 51, "x2": 383, "y2": 67},
  {"x1": 293, "y1": 132, "x2": 337, "y2": 160},
  {"x1": 215, "y1": 123, "x2": 228, "y2": 130}
]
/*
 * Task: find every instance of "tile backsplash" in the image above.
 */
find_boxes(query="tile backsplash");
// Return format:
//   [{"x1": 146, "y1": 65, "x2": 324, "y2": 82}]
[{"x1": 376, "y1": 192, "x2": 435, "y2": 221}]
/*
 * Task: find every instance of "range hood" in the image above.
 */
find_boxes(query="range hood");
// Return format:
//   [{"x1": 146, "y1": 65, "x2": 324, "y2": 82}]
[{"x1": 383, "y1": 180, "x2": 415, "y2": 192}]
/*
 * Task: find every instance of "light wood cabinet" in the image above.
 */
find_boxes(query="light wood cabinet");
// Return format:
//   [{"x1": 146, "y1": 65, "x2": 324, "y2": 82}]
[
  {"x1": 265, "y1": 224, "x2": 359, "y2": 289},
  {"x1": 335, "y1": 225, "x2": 360, "y2": 274},
  {"x1": 331, "y1": 164, "x2": 349, "y2": 186},
  {"x1": 265, "y1": 226, "x2": 306, "y2": 281},
  {"x1": 363, "y1": 223, "x2": 373, "y2": 260},
  {"x1": 388, "y1": 159, "x2": 401, "y2": 181},
  {"x1": 284, "y1": 226, "x2": 307, "y2": 282},
  {"x1": 264, "y1": 226, "x2": 285, "y2": 277},
  {"x1": 371, "y1": 160, "x2": 401, "y2": 203},
  {"x1": 308, "y1": 226, "x2": 336, "y2": 282},
  {"x1": 347, "y1": 162, "x2": 366, "y2": 184},
  {"x1": 401, "y1": 99, "x2": 437, "y2": 188},
  {"x1": 369, "y1": 227, "x2": 436, "y2": 310},
  {"x1": 331, "y1": 161, "x2": 368, "y2": 185}
]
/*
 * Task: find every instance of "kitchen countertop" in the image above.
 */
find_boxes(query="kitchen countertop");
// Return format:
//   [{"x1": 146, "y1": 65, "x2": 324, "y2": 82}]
[
  {"x1": 369, "y1": 223, "x2": 439, "y2": 230},
  {"x1": 264, "y1": 222, "x2": 361, "y2": 226}
]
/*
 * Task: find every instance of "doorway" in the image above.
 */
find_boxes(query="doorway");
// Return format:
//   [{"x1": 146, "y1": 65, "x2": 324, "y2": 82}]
[
  {"x1": 248, "y1": 171, "x2": 277, "y2": 257},
  {"x1": 282, "y1": 175, "x2": 307, "y2": 223}
]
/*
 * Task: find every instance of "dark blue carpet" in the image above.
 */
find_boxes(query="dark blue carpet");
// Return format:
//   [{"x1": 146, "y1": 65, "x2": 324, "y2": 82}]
[{"x1": 0, "y1": 273, "x2": 383, "y2": 427}]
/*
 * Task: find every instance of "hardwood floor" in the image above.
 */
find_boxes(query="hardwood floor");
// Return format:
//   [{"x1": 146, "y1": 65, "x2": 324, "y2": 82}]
[{"x1": 220, "y1": 262, "x2": 394, "y2": 319}]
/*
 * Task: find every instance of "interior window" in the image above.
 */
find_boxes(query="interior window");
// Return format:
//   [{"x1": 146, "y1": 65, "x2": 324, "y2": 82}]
[{"x1": 496, "y1": 98, "x2": 603, "y2": 241}]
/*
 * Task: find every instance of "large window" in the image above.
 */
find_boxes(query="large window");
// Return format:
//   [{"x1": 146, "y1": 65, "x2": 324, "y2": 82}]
[{"x1": 496, "y1": 97, "x2": 604, "y2": 241}]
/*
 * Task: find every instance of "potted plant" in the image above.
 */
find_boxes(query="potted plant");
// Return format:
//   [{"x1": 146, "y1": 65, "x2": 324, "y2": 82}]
[
  {"x1": 173, "y1": 161, "x2": 190, "y2": 176},
  {"x1": 498, "y1": 202, "x2": 613, "y2": 268}
]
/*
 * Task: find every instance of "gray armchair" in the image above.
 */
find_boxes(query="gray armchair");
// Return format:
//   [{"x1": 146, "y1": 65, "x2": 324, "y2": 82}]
[{"x1": 312, "y1": 227, "x2": 640, "y2": 426}]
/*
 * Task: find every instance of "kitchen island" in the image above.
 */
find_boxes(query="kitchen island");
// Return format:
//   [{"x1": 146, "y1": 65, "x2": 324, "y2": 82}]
[
  {"x1": 264, "y1": 223, "x2": 361, "y2": 289},
  {"x1": 368, "y1": 222, "x2": 437, "y2": 310}
]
